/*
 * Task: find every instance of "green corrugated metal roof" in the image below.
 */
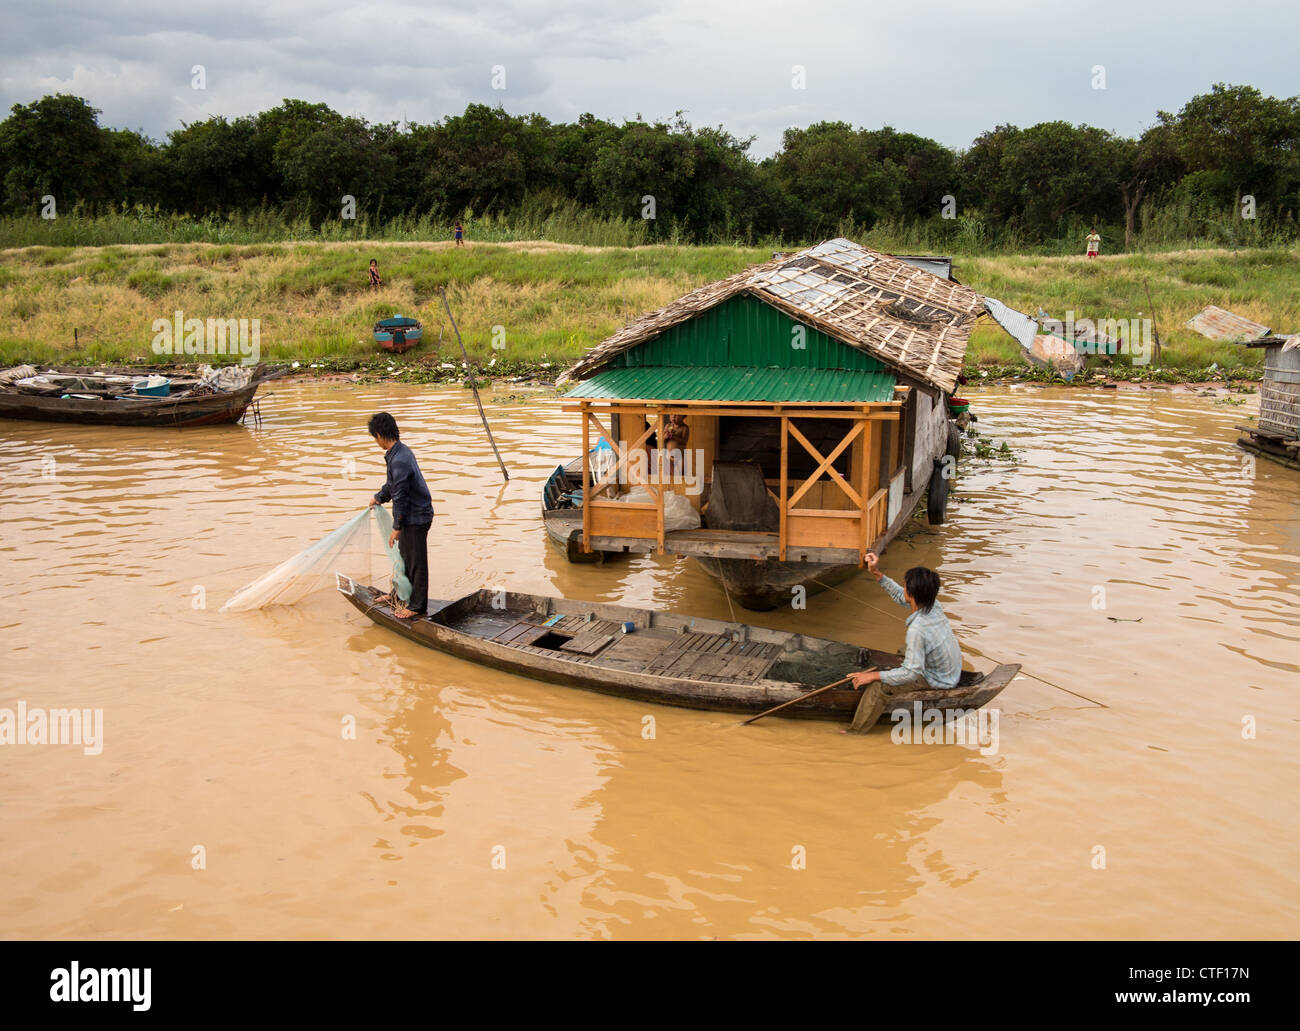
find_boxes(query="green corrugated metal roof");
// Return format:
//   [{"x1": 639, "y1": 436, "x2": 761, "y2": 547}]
[
  {"x1": 612, "y1": 295, "x2": 886, "y2": 373},
  {"x1": 564, "y1": 366, "x2": 897, "y2": 403}
]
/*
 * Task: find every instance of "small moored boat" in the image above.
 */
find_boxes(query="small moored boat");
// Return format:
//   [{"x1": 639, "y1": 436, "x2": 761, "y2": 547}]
[
  {"x1": 373, "y1": 316, "x2": 423, "y2": 354},
  {"x1": 542, "y1": 457, "x2": 630, "y2": 563},
  {"x1": 335, "y1": 577, "x2": 1019, "y2": 725},
  {"x1": 0, "y1": 364, "x2": 286, "y2": 427}
]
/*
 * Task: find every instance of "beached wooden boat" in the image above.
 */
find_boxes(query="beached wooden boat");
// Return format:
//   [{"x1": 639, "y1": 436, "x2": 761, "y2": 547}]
[
  {"x1": 373, "y1": 316, "x2": 423, "y2": 354},
  {"x1": 336, "y1": 576, "x2": 1019, "y2": 724},
  {"x1": 0, "y1": 364, "x2": 287, "y2": 427}
]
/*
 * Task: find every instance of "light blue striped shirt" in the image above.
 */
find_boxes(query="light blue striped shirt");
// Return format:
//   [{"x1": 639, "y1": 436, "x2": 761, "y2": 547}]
[{"x1": 878, "y1": 575, "x2": 963, "y2": 689}]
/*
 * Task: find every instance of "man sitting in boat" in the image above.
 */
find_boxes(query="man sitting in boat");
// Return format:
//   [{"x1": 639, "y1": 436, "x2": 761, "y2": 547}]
[
  {"x1": 847, "y1": 553, "x2": 962, "y2": 728},
  {"x1": 367, "y1": 412, "x2": 434, "y2": 619}
]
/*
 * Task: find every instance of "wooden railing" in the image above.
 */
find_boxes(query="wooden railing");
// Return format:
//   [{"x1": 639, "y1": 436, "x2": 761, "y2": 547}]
[
  {"x1": 581, "y1": 406, "x2": 665, "y2": 551},
  {"x1": 778, "y1": 415, "x2": 891, "y2": 564}
]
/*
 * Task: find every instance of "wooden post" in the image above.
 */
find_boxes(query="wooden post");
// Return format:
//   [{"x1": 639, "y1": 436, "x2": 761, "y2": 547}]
[
  {"x1": 779, "y1": 415, "x2": 789, "y2": 561},
  {"x1": 655, "y1": 410, "x2": 665, "y2": 550},
  {"x1": 864, "y1": 417, "x2": 881, "y2": 554},
  {"x1": 858, "y1": 405, "x2": 870, "y2": 563},
  {"x1": 581, "y1": 402, "x2": 591, "y2": 552}
]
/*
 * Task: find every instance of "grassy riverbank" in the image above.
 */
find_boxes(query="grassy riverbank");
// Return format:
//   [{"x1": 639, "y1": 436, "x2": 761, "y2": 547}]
[{"x1": 1, "y1": 240, "x2": 1296, "y2": 378}]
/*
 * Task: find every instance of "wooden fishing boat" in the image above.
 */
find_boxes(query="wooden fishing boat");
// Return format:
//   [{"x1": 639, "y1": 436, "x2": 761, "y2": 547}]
[
  {"x1": 373, "y1": 316, "x2": 423, "y2": 354},
  {"x1": 0, "y1": 364, "x2": 286, "y2": 427},
  {"x1": 336, "y1": 576, "x2": 1019, "y2": 724}
]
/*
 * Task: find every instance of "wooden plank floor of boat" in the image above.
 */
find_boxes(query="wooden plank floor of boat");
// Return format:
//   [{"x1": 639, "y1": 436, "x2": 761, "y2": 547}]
[{"x1": 470, "y1": 609, "x2": 785, "y2": 684}]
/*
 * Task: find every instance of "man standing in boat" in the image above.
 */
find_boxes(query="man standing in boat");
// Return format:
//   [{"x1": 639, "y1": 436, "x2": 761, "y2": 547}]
[
  {"x1": 367, "y1": 412, "x2": 434, "y2": 619},
  {"x1": 846, "y1": 552, "x2": 962, "y2": 731}
]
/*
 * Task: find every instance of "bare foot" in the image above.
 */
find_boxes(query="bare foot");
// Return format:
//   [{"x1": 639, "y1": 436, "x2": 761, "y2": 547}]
[
  {"x1": 393, "y1": 606, "x2": 418, "y2": 619},
  {"x1": 373, "y1": 591, "x2": 393, "y2": 606}
]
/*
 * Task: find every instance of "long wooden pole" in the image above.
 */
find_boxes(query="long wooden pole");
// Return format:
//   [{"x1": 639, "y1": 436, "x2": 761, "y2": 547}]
[
  {"x1": 742, "y1": 675, "x2": 859, "y2": 726},
  {"x1": 440, "y1": 288, "x2": 509, "y2": 483},
  {"x1": 1143, "y1": 278, "x2": 1162, "y2": 369}
]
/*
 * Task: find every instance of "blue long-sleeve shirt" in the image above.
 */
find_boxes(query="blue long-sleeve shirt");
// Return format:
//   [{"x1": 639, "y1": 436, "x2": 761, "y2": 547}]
[
  {"x1": 374, "y1": 440, "x2": 433, "y2": 530},
  {"x1": 878, "y1": 575, "x2": 963, "y2": 689}
]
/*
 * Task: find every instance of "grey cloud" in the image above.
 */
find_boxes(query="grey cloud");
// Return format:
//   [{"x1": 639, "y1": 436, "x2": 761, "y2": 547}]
[{"x1": 1, "y1": 0, "x2": 1296, "y2": 154}]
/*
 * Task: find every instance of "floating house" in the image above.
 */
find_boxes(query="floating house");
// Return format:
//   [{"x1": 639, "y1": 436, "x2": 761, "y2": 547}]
[
  {"x1": 547, "y1": 239, "x2": 984, "y2": 609},
  {"x1": 1236, "y1": 335, "x2": 1300, "y2": 469}
]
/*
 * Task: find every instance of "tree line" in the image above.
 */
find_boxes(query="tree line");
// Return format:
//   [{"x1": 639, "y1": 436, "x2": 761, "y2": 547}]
[{"x1": 1, "y1": 84, "x2": 1297, "y2": 247}]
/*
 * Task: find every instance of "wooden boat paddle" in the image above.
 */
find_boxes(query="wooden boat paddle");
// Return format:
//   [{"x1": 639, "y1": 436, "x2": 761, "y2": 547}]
[{"x1": 741, "y1": 671, "x2": 875, "y2": 726}]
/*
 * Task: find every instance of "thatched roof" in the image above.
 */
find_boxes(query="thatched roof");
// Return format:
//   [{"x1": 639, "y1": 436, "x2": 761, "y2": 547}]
[{"x1": 558, "y1": 238, "x2": 984, "y2": 394}]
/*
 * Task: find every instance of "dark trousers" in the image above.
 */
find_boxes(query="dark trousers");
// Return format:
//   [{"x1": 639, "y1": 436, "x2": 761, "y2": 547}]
[{"x1": 397, "y1": 522, "x2": 431, "y2": 613}]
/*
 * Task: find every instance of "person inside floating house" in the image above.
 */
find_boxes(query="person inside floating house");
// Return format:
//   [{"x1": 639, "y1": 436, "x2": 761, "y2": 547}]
[
  {"x1": 663, "y1": 414, "x2": 690, "y2": 477},
  {"x1": 846, "y1": 552, "x2": 963, "y2": 730}
]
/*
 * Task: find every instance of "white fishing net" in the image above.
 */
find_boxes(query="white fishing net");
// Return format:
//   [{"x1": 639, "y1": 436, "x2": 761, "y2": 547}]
[{"x1": 220, "y1": 506, "x2": 411, "y2": 613}]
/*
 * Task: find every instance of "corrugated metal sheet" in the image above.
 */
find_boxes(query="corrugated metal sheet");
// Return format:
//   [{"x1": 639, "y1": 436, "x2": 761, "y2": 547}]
[
  {"x1": 895, "y1": 255, "x2": 953, "y2": 280},
  {"x1": 565, "y1": 366, "x2": 897, "y2": 403},
  {"x1": 1188, "y1": 305, "x2": 1270, "y2": 342},
  {"x1": 983, "y1": 296, "x2": 1039, "y2": 352},
  {"x1": 800, "y1": 238, "x2": 878, "y2": 275},
  {"x1": 613, "y1": 295, "x2": 885, "y2": 372}
]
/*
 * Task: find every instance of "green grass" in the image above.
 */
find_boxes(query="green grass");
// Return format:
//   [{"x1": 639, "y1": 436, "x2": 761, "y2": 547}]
[{"x1": 0, "y1": 239, "x2": 1291, "y2": 378}]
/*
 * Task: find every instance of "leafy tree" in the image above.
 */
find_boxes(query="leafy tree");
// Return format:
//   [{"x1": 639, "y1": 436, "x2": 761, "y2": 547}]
[
  {"x1": 416, "y1": 104, "x2": 548, "y2": 216},
  {"x1": 271, "y1": 106, "x2": 391, "y2": 222},
  {"x1": 591, "y1": 118, "x2": 698, "y2": 235},
  {"x1": 1, "y1": 83, "x2": 1298, "y2": 247},
  {"x1": 105, "y1": 128, "x2": 168, "y2": 209},
  {"x1": 861, "y1": 127, "x2": 956, "y2": 221},
  {"x1": 165, "y1": 116, "x2": 274, "y2": 214},
  {"x1": 1160, "y1": 83, "x2": 1300, "y2": 217},
  {"x1": 957, "y1": 124, "x2": 1021, "y2": 220},
  {"x1": 0, "y1": 94, "x2": 117, "y2": 214},
  {"x1": 770, "y1": 121, "x2": 908, "y2": 236},
  {"x1": 1115, "y1": 124, "x2": 1184, "y2": 248}
]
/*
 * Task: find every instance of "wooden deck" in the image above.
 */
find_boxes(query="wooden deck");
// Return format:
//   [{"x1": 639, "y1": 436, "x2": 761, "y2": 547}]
[
  {"x1": 566, "y1": 521, "x2": 864, "y2": 564},
  {"x1": 485, "y1": 611, "x2": 786, "y2": 684}
]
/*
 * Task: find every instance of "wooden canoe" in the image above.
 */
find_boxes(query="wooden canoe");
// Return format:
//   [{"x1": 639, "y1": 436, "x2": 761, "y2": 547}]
[
  {"x1": 0, "y1": 364, "x2": 287, "y2": 427},
  {"x1": 541, "y1": 459, "x2": 628, "y2": 564},
  {"x1": 336, "y1": 577, "x2": 1019, "y2": 726}
]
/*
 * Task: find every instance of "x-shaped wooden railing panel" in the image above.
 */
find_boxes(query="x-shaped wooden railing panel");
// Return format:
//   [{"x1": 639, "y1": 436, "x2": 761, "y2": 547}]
[
  {"x1": 785, "y1": 421, "x2": 864, "y2": 509},
  {"x1": 584, "y1": 409, "x2": 663, "y2": 501}
]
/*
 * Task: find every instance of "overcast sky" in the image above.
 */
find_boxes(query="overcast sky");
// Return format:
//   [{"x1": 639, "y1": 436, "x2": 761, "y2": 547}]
[{"x1": 2, "y1": 0, "x2": 1296, "y2": 156}]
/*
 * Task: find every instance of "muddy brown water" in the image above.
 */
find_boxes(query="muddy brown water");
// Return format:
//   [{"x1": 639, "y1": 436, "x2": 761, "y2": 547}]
[{"x1": 1, "y1": 382, "x2": 1296, "y2": 939}]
